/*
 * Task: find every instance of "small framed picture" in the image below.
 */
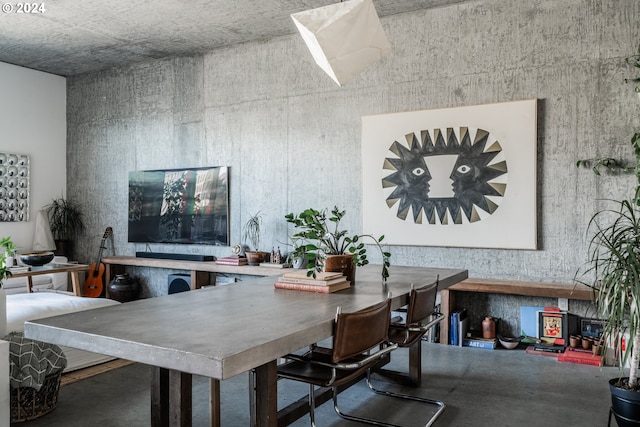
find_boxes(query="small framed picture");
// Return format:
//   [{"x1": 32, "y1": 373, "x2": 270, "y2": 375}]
[
  {"x1": 581, "y1": 318, "x2": 605, "y2": 338},
  {"x1": 540, "y1": 312, "x2": 564, "y2": 339},
  {"x1": 538, "y1": 311, "x2": 580, "y2": 345}
]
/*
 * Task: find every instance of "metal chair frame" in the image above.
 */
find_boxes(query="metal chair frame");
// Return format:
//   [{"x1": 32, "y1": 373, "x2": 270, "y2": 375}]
[
  {"x1": 277, "y1": 297, "x2": 446, "y2": 427},
  {"x1": 377, "y1": 278, "x2": 443, "y2": 387}
]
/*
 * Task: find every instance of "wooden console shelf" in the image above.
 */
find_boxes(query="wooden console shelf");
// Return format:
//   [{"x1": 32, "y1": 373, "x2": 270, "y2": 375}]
[
  {"x1": 449, "y1": 278, "x2": 594, "y2": 300},
  {"x1": 102, "y1": 256, "x2": 284, "y2": 290},
  {"x1": 439, "y1": 278, "x2": 595, "y2": 345}
]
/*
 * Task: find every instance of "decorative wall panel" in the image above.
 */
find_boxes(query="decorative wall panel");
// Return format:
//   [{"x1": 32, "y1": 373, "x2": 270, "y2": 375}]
[{"x1": 0, "y1": 152, "x2": 29, "y2": 222}]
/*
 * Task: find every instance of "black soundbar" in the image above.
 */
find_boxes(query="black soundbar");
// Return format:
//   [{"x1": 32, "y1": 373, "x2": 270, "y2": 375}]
[{"x1": 135, "y1": 252, "x2": 214, "y2": 262}]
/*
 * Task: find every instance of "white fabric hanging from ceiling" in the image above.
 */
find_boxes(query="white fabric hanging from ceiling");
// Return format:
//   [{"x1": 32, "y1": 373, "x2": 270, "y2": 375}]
[{"x1": 291, "y1": 0, "x2": 391, "y2": 86}]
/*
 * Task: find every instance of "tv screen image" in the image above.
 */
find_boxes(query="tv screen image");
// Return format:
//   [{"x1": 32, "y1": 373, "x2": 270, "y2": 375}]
[{"x1": 128, "y1": 166, "x2": 229, "y2": 246}]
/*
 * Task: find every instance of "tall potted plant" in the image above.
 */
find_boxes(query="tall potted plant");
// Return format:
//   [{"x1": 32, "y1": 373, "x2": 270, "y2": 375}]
[
  {"x1": 45, "y1": 197, "x2": 84, "y2": 258},
  {"x1": 285, "y1": 206, "x2": 391, "y2": 283},
  {"x1": 243, "y1": 211, "x2": 269, "y2": 265},
  {"x1": 576, "y1": 42, "x2": 640, "y2": 426}
]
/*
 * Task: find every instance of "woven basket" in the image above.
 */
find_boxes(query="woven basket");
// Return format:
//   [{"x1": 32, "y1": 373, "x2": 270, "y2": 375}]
[{"x1": 10, "y1": 371, "x2": 62, "y2": 423}]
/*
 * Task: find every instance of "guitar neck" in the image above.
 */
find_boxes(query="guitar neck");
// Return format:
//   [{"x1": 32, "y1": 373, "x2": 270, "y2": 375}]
[
  {"x1": 94, "y1": 245, "x2": 106, "y2": 265},
  {"x1": 92, "y1": 227, "x2": 112, "y2": 269}
]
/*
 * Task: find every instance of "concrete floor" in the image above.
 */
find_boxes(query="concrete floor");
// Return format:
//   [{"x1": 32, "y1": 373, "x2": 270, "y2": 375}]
[{"x1": 20, "y1": 342, "x2": 620, "y2": 427}]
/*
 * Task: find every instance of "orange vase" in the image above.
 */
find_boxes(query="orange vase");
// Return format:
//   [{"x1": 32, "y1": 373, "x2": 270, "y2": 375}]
[
  {"x1": 324, "y1": 254, "x2": 356, "y2": 284},
  {"x1": 482, "y1": 317, "x2": 496, "y2": 339}
]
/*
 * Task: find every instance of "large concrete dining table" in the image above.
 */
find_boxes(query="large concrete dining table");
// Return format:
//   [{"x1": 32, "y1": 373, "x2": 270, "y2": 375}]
[{"x1": 24, "y1": 264, "x2": 468, "y2": 427}]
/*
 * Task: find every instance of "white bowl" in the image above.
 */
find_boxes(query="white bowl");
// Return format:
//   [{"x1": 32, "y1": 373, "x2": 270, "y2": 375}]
[{"x1": 498, "y1": 335, "x2": 522, "y2": 350}]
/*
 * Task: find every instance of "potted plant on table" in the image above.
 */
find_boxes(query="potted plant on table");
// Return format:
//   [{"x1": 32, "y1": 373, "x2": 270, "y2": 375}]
[
  {"x1": 285, "y1": 206, "x2": 391, "y2": 283},
  {"x1": 243, "y1": 212, "x2": 269, "y2": 265},
  {"x1": 0, "y1": 237, "x2": 16, "y2": 285},
  {"x1": 283, "y1": 235, "x2": 309, "y2": 269},
  {"x1": 0, "y1": 236, "x2": 16, "y2": 337},
  {"x1": 576, "y1": 42, "x2": 640, "y2": 426},
  {"x1": 45, "y1": 197, "x2": 84, "y2": 258}
]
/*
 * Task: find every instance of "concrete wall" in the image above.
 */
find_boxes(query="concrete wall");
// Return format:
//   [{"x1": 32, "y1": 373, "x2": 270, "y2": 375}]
[
  {"x1": 0, "y1": 62, "x2": 66, "y2": 253},
  {"x1": 67, "y1": 0, "x2": 639, "y2": 307}
]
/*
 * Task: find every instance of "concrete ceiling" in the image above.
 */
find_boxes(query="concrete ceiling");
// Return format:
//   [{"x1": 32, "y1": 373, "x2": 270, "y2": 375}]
[{"x1": 0, "y1": 0, "x2": 467, "y2": 77}]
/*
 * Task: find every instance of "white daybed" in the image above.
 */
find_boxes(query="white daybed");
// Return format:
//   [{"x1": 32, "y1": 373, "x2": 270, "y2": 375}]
[{"x1": 6, "y1": 292, "x2": 120, "y2": 372}]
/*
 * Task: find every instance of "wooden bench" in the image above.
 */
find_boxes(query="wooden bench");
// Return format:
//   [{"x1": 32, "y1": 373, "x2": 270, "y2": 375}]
[{"x1": 438, "y1": 278, "x2": 594, "y2": 344}]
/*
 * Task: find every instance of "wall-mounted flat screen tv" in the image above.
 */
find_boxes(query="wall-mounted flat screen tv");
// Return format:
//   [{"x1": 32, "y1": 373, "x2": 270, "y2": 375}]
[{"x1": 128, "y1": 166, "x2": 229, "y2": 246}]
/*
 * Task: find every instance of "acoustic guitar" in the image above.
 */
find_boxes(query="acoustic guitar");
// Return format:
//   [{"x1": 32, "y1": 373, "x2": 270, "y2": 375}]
[{"x1": 83, "y1": 227, "x2": 112, "y2": 298}]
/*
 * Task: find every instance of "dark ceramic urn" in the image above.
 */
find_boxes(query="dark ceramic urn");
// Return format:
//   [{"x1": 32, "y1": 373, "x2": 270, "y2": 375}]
[{"x1": 107, "y1": 273, "x2": 139, "y2": 303}]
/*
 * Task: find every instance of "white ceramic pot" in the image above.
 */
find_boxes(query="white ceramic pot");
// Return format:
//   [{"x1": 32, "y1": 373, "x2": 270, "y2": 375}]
[{"x1": 292, "y1": 256, "x2": 305, "y2": 269}]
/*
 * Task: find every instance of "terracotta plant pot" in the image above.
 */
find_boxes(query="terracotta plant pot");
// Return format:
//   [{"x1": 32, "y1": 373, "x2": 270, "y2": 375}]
[
  {"x1": 324, "y1": 254, "x2": 356, "y2": 283},
  {"x1": 570, "y1": 335, "x2": 581, "y2": 348},
  {"x1": 245, "y1": 251, "x2": 268, "y2": 266}
]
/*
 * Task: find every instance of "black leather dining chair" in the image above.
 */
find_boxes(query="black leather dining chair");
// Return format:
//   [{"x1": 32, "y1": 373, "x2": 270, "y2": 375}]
[
  {"x1": 277, "y1": 295, "x2": 445, "y2": 427},
  {"x1": 370, "y1": 278, "x2": 446, "y2": 426},
  {"x1": 277, "y1": 298, "x2": 396, "y2": 426},
  {"x1": 379, "y1": 278, "x2": 443, "y2": 386}
]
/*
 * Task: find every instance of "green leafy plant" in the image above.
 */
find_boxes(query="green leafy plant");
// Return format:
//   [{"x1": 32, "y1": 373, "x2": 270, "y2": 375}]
[
  {"x1": 46, "y1": 197, "x2": 85, "y2": 241},
  {"x1": 577, "y1": 45, "x2": 640, "y2": 203},
  {"x1": 575, "y1": 158, "x2": 630, "y2": 176},
  {"x1": 282, "y1": 235, "x2": 308, "y2": 266},
  {"x1": 285, "y1": 206, "x2": 391, "y2": 282},
  {"x1": 625, "y1": 42, "x2": 640, "y2": 93},
  {"x1": 0, "y1": 236, "x2": 16, "y2": 288},
  {"x1": 243, "y1": 211, "x2": 263, "y2": 251},
  {"x1": 576, "y1": 42, "x2": 640, "y2": 391},
  {"x1": 581, "y1": 199, "x2": 640, "y2": 386}
]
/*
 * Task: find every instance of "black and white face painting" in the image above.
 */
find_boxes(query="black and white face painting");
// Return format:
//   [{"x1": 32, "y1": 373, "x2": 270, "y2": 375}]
[{"x1": 382, "y1": 127, "x2": 507, "y2": 224}]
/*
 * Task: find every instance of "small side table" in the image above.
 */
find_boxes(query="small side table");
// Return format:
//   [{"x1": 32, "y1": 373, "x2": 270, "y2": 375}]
[{"x1": 9, "y1": 263, "x2": 91, "y2": 296}]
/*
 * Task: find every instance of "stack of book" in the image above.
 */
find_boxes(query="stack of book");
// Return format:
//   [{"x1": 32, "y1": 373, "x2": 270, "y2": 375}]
[
  {"x1": 462, "y1": 336, "x2": 498, "y2": 349},
  {"x1": 532, "y1": 341, "x2": 566, "y2": 354},
  {"x1": 274, "y1": 271, "x2": 350, "y2": 293},
  {"x1": 259, "y1": 262, "x2": 291, "y2": 268},
  {"x1": 461, "y1": 333, "x2": 498, "y2": 349},
  {"x1": 450, "y1": 308, "x2": 468, "y2": 346},
  {"x1": 558, "y1": 347, "x2": 602, "y2": 366},
  {"x1": 525, "y1": 344, "x2": 562, "y2": 358},
  {"x1": 215, "y1": 255, "x2": 248, "y2": 266}
]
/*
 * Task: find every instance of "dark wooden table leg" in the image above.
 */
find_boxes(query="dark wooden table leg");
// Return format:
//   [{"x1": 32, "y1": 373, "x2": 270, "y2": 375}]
[
  {"x1": 151, "y1": 367, "x2": 169, "y2": 427},
  {"x1": 210, "y1": 378, "x2": 220, "y2": 427},
  {"x1": 169, "y1": 370, "x2": 192, "y2": 427},
  {"x1": 150, "y1": 367, "x2": 192, "y2": 427},
  {"x1": 254, "y1": 360, "x2": 277, "y2": 427}
]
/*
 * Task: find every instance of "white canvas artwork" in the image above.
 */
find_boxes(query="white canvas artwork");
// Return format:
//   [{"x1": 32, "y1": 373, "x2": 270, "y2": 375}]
[{"x1": 361, "y1": 99, "x2": 537, "y2": 249}]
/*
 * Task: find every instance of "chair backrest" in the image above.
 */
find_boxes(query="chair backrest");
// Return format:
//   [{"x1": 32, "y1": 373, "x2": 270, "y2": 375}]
[
  {"x1": 406, "y1": 279, "x2": 439, "y2": 325},
  {"x1": 332, "y1": 299, "x2": 392, "y2": 363}
]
